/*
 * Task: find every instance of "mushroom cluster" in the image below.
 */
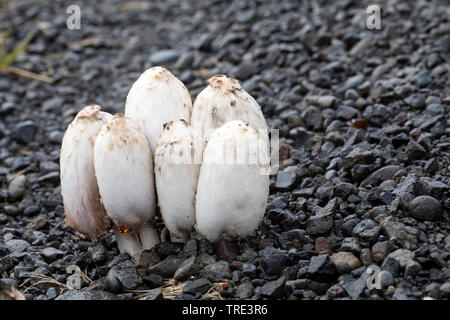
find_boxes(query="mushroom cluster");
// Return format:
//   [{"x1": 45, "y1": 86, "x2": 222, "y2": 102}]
[{"x1": 60, "y1": 67, "x2": 270, "y2": 261}]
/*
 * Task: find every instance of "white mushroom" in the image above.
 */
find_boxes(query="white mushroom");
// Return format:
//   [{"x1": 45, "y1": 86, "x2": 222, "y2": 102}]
[
  {"x1": 125, "y1": 66, "x2": 192, "y2": 153},
  {"x1": 190, "y1": 75, "x2": 268, "y2": 143},
  {"x1": 60, "y1": 105, "x2": 112, "y2": 241},
  {"x1": 195, "y1": 120, "x2": 270, "y2": 242},
  {"x1": 93, "y1": 114, "x2": 159, "y2": 260},
  {"x1": 154, "y1": 120, "x2": 204, "y2": 243}
]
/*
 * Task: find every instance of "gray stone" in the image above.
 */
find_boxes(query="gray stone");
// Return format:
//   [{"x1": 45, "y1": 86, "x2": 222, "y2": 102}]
[
  {"x1": 387, "y1": 249, "x2": 415, "y2": 267},
  {"x1": 6, "y1": 239, "x2": 30, "y2": 253},
  {"x1": 260, "y1": 247, "x2": 287, "y2": 276},
  {"x1": 149, "y1": 50, "x2": 179, "y2": 64},
  {"x1": 409, "y1": 196, "x2": 443, "y2": 221},
  {"x1": 236, "y1": 281, "x2": 255, "y2": 299},
  {"x1": 275, "y1": 170, "x2": 297, "y2": 190},
  {"x1": 174, "y1": 256, "x2": 200, "y2": 281},
  {"x1": 405, "y1": 94, "x2": 426, "y2": 108},
  {"x1": 307, "y1": 212, "x2": 333, "y2": 235},
  {"x1": 88, "y1": 243, "x2": 108, "y2": 263},
  {"x1": 360, "y1": 165, "x2": 403, "y2": 188},
  {"x1": 200, "y1": 260, "x2": 231, "y2": 282},
  {"x1": 8, "y1": 175, "x2": 27, "y2": 199},
  {"x1": 12, "y1": 120, "x2": 37, "y2": 144},
  {"x1": 40, "y1": 247, "x2": 64, "y2": 263},
  {"x1": 56, "y1": 290, "x2": 120, "y2": 300},
  {"x1": 308, "y1": 254, "x2": 336, "y2": 282},
  {"x1": 147, "y1": 256, "x2": 184, "y2": 278},
  {"x1": 106, "y1": 260, "x2": 141, "y2": 291},
  {"x1": 260, "y1": 276, "x2": 285, "y2": 298},
  {"x1": 405, "y1": 141, "x2": 426, "y2": 161},
  {"x1": 301, "y1": 106, "x2": 322, "y2": 131},
  {"x1": 379, "y1": 270, "x2": 395, "y2": 288},
  {"x1": 182, "y1": 278, "x2": 212, "y2": 295}
]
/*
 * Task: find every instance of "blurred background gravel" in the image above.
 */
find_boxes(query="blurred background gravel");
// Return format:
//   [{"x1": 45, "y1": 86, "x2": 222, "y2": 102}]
[{"x1": 0, "y1": 0, "x2": 449, "y2": 300}]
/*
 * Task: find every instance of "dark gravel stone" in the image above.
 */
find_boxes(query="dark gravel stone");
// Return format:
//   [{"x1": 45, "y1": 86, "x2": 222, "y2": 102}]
[
  {"x1": 149, "y1": 49, "x2": 179, "y2": 64},
  {"x1": 12, "y1": 121, "x2": 37, "y2": 144},
  {"x1": 142, "y1": 274, "x2": 163, "y2": 288},
  {"x1": 182, "y1": 278, "x2": 212, "y2": 295},
  {"x1": 405, "y1": 141, "x2": 426, "y2": 161},
  {"x1": 236, "y1": 281, "x2": 255, "y2": 299},
  {"x1": 88, "y1": 243, "x2": 108, "y2": 263},
  {"x1": 200, "y1": 261, "x2": 232, "y2": 282},
  {"x1": 40, "y1": 247, "x2": 64, "y2": 263},
  {"x1": 275, "y1": 170, "x2": 297, "y2": 190},
  {"x1": 404, "y1": 94, "x2": 426, "y2": 108},
  {"x1": 381, "y1": 257, "x2": 402, "y2": 276},
  {"x1": 301, "y1": 106, "x2": 322, "y2": 131},
  {"x1": 174, "y1": 256, "x2": 200, "y2": 281},
  {"x1": 241, "y1": 263, "x2": 257, "y2": 278},
  {"x1": 147, "y1": 256, "x2": 184, "y2": 278},
  {"x1": 260, "y1": 247, "x2": 287, "y2": 276},
  {"x1": 409, "y1": 196, "x2": 443, "y2": 221},
  {"x1": 260, "y1": 276, "x2": 286, "y2": 298},
  {"x1": 106, "y1": 260, "x2": 141, "y2": 292},
  {"x1": 268, "y1": 196, "x2": 289, "y2": 210},
  {"x1": 308, "y1": 254, "x2": 337, "y2": 282},
  {"x1": 155, "y1": 242, "x2": 184, "y2": 257},
  {"x1": 343, "y1": 272, "x2": 369, "y2": 299},
  {"x1": 234, "y1": 60, "x2": 259, "y2": 80},
  {"x1": 6, "y1": 239, "x2": 30, "y2": 253},
  {"x1": 56, "y1": 290, "x2": 120, "y2": 300}
]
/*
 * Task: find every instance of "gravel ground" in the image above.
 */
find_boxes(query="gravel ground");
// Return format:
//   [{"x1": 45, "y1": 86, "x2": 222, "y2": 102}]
[{"x1": 0, "y1": 0, "x2": 449, "y2": 300}]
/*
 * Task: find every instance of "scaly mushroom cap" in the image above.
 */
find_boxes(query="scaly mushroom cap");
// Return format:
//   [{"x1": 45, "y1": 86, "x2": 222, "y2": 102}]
[
  {"x1": 191, "y1": 75, "x2": 268, "y2": 142},
  {"x1": 125, "y1": 66, "x2": 192, "y2": 153},
  {"x1": 60, "y1": 105, "x2": 112, "y2": 240},
  {"x1": 195, "y1": 120, "x2": 270, "y2": 242},
  {"x1": 154, "y1": 120, "x2": 204, "y2": 242},
  {"x1": 93, "y1": 114, "x2": 156, "y2": 230}
]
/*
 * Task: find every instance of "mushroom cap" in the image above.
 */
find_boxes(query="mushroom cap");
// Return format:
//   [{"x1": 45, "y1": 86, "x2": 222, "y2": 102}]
[
  {"x1": 191, "y1": 75, "x2": 268, "y2": 142},
  {"x1": 125, "y1": 66, "x2": 192, "y2": 153},
  {"x1": 94, "y1": 114, "x2": 156, "y2": 230},
  {"x1": 195, "y1": 120, "x2": 270, "y2": 242},
  {"x1": 60, "y1": 105, "x2": 112, "y2": 240},
  {"x1": 154, "y1": 120, "x2": 204, "y2": 240}
]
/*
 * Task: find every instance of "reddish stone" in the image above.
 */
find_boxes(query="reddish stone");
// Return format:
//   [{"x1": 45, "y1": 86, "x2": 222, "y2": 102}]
[
  {"x1": 279, "y1": 141, "x2": 293, "y2": 162},
  {"x1": 230, "y1": 261, "x2": 243, "y2": 270},
  {"x1": 409, "y1": 128, "x2": 421, "y2": 137},
  {"x1": 371, "y1": 241, "x2": 395, "y2": 263},
  {"x1": 315, "y1": 237, "x2": 332, "y2": 254}
]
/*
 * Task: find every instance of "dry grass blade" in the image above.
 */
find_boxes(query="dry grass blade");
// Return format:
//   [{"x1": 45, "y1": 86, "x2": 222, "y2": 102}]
[
  {"x1": 159, "y1": 278, "x2": 183, "y2": 299},
  {"x1": 201, "y1": 282, "x2": 225, "y2": 300},
  {"x1": 79, "y1": 269, "x2": 93, "y2": 285},
  {"x1": 3, "y1": 65, "x2": 53, "y2": 83},
  {"x1": 0, "y1": 28, "x2": 54, "y2": 83},
  {"x1": 7, "y1": 168, "x2": 27, "y2": 183},
  {"x1": 127, "y1": 279, "x2": 226, "y2": 300},
  {"x1": 67, "y1": 37, "x2": 103, "y2": 49},
  {"x1": 20, "y1": 274, "x2": 69, "y2": 293}
]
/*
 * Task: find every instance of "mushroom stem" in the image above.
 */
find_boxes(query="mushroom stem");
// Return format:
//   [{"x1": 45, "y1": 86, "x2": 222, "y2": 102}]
[
  {"x1": 138, "y1": 224, "x2": 160, "y2": 250},
  {"x1": 114, "y1": 229, "x2": 142, "y2": 261}
]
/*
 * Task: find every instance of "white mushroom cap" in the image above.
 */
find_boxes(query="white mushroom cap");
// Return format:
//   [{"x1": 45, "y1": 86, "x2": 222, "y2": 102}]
[
  {"x1": 125, "y1": 66, "x2": 192, "y2": 153},
  {"x1": 191, "y1": 75, "x2": 268, "y2": 142},
  {"x1": 195, "y1": 120, "x2": 270, "y2": 242},
  {"x1": 93, "y1": 114, "x2": 156, "y2": 230},
  {"x1": 60, "y1": 105, "x2": 112, "y2": 240},
  {"x1": 154, "y1": 120, "x2": 204, "y2": 243}
]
